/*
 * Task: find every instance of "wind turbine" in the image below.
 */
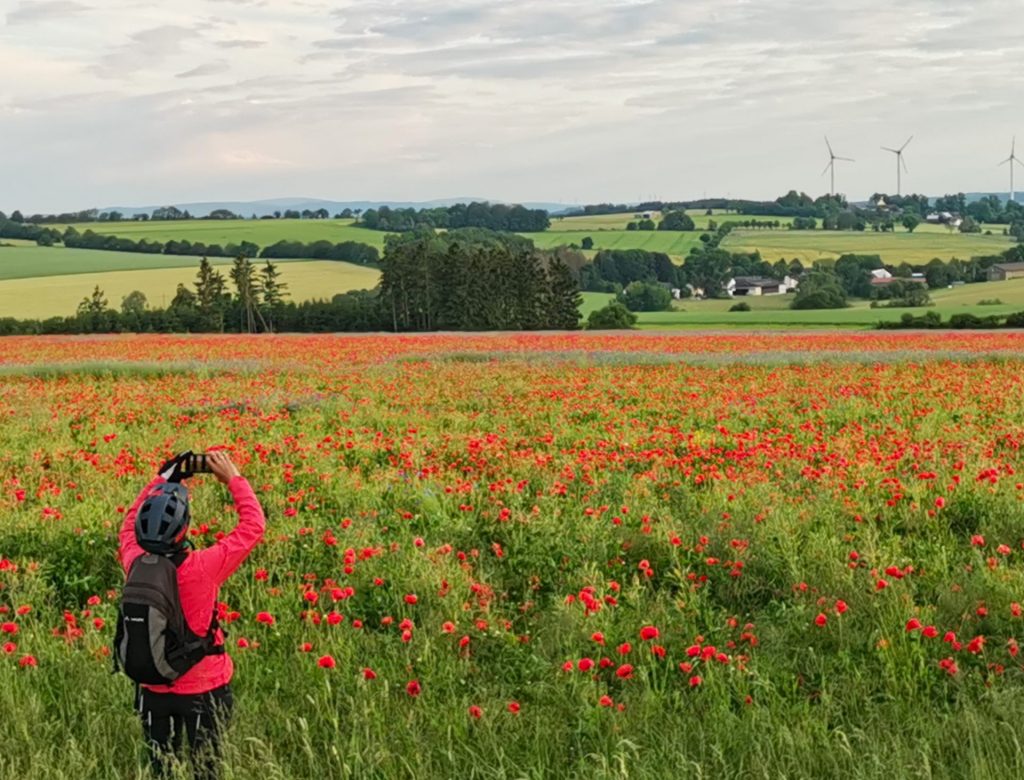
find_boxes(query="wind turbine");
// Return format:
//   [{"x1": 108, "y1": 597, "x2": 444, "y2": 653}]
[
  {"x1": 822, "y1": 137, "x2": 854, "y2": 197},
  {"x1": 999, "y1": 137, "x2": 1024, "y2": 203},
  {"x1": 881, "y1": 136, "x2": 913, "y2": 196}
]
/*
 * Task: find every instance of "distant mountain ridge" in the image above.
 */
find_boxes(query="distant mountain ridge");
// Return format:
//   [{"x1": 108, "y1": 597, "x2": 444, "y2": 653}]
[{"x1": 97, "y1": 197, "x2": 576, "y2": 218}]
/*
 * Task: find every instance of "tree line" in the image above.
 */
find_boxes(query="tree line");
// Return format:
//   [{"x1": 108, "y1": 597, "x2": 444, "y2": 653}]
[
  {"x1": 378, "y1": 229, "x2": 580, "y2": 330},
  {"x1": 359, "y1": 202, "x2": 550, "y2": 233},
  {"x1": 0, "y1": 218, "x2": 379, "y2": 264}
]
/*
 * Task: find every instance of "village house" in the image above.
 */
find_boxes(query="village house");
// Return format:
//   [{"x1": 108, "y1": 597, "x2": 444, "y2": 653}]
[{"x1": 727, "y1": 276, "x2": 797, "y2": 296}]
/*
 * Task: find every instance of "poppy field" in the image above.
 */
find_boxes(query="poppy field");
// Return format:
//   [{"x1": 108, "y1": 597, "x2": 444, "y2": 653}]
[{"x1": 2, "y1": 332, "x2": 1024, "y2": 779}]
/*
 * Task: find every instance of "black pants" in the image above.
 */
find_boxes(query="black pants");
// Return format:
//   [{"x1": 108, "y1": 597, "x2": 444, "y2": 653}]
[{"x1": 136, "y1": 684, "x2": 233, "y2": 780}]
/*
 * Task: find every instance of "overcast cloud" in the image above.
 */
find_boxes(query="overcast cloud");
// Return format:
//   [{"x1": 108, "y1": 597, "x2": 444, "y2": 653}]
[{"x1": 1, "y1": 0, "x2": 1022, "y2": 212}]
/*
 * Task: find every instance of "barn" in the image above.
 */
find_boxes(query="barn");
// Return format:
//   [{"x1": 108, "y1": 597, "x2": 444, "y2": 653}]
[{"x1": 987, "y1": 262, "x2": 1024, "y2": 282}]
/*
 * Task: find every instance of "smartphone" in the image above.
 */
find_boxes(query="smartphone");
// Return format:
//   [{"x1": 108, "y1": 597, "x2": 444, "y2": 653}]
[{"x1": 186, "y1": 453, "x2": 213, "y2": 474}]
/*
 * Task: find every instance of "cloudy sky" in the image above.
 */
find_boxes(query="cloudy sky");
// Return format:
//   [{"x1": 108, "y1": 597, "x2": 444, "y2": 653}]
[{"x1": 2, "y1": 0, "x2": 1023, "y2": 213}]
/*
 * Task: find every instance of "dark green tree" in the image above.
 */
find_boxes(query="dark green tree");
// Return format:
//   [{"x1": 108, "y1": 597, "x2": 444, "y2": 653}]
[{"x1": 587, "y1": 300, "x2": 637, "y2": 329}]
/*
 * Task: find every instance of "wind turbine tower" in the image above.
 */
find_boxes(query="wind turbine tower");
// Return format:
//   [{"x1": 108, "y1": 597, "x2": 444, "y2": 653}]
[
  {"x1": 999, "y1": 137, "x2": 1024, "y2": 203},
  {"x1": 822, "y1": 137, "x2": 854, "y2": 197},
  {"x1": 881, "y1": 136, "x2": 913, "y2": 196}
]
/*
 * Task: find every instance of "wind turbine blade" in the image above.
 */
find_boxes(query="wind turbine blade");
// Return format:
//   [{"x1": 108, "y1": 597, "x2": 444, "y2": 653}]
[
  {"x1": 1015, "y1": 158, "x2": 1024, "y2": 169},
  {"x1": 825, "y1": 136, "x2": 835, "y2": 156},
  {"x1": 837, "y1": 157, "x2": 855, "y2": 162},
  {"x1": 881, "y1": 147, "x2": 898, "y2": 153},
  {"x1": 1000, "y1": 157, "x2": 1013, "y2": 166},
  {"x1": 902, "y1": 156, "x2": 909, "y2": 173},
  {"x1": 821, "y1": 161, "x2": 833, "y2": 177},
  {"x1": 900, "y1": 136, "x2": 914, "y2": 152}
]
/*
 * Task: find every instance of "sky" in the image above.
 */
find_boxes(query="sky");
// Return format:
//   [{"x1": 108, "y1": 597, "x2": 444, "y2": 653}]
[{"x1": 2, "y1": 0, "x2": 1023, "y2": 214}]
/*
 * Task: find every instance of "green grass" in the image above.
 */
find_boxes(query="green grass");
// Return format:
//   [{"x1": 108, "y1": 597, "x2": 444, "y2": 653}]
[
  {"x1": 67, "y1": 218, "x2": 388, "y2": 251},
  {"x1": 0, "y1": 261, "x2": 380, "y2": 319},
  {"x1": 0, "y1": 245, "x2": 279, "y2": 281},
  {"x1": 529, "y1": 230, "x2": 704, "y2": 257},
  {"x1": 580, "y1": 277, "x2": 1024, "y2": 329},
  {"x1": 552, "y1": 212, "x2": 796, "y2": 231},
  {"x1": 723, "y1": 229, "x2": 1014, "y2": 264}
]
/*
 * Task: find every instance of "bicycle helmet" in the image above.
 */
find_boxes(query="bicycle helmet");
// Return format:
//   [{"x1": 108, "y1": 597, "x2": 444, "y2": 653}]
[{"x1": 135, "y1": 483, "x2": 191, "y2": 554}]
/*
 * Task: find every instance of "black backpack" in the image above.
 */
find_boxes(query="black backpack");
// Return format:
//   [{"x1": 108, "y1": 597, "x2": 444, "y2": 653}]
[{"x1": 113, "y1": 552, "x2": 224, "y2": 685}]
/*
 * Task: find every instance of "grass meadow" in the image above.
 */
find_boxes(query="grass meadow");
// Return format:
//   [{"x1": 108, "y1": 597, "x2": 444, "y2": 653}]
[
  {"x1": 722, "y1": 229, "x2": 1015, "y2": 265},
  {"x1": 0, "y1": 253, "x2": 380, "y2": 319},
  {"x1": 2, "y1": 333, "x2": 1024, "y2": 779},
  {"x1": 582, "y1": 278, "x2": 1024, "y2": 329}
]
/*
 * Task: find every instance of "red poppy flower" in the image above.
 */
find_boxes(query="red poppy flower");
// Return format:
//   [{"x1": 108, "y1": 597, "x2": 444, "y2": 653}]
[
  {"x1": 406, "y1": 679, "x2": 421, "y2": 697},
  {"x1": 639, "y1": 626, "x2": 659, "y2": 641},
  {"x1": 468, "y1": 705, "x2": 483, "y2": 720},
  {"x1": 507, "y1": 701, "x2": 520, "y2": 714},
  {"x1": 363, "y1": 667, "x2": 377, "y2": 680},
  {"x1": 689, "y1": 675, "x2": 703, "y2": 688},
  {"x1": 318, "y1": 655, "x2": 336, "y2": 669},
  {"x1": 578, "y1": 657, "x2": 594, "y2": 672},
  {"x1": 598, "y1": 695, "x2": 613, "y2": 708},
  {"x1": 1, "y1": 623, "x2": 17, "y2": 635},
  {"x1": 255, "y1": 612, "x2": 275, "y2": 626},
  {"x1": 615, "y1": 664, "x2": 633, "y2": 679},
  {"x1": 814, "y1": 613, "x2": 828, "y2": 627},
  {"x1": 18, "y1": 655, "x2": 37, "y2": 668}
]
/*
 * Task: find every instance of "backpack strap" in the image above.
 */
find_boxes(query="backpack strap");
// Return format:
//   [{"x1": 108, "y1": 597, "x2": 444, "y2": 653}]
[{"x1": 164, "y1": 550, "x2": 226, "y2": 660}]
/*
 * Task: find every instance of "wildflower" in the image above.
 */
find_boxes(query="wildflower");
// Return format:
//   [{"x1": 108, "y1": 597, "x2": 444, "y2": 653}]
[
  {"x1": 615, "y1": 664, "x2": 633, "y2": 679},
  {"x1": 578, "y1": 657, "x2": 594, "y2": 672},
  {"x1": 814, "y1": 613, "x2": 828, "y2": 627},
  {"x1": 835, "y1": 600, "x2": 848, "y2": 615},
  {"x1": 689, "y1": 675, "x2": 703, "y2": 688},
  {"x1": 507, "y1": 701, "x2": 521, "y2": 714},
  {"x1": 255, "y1": 612, "x2": 275, "y2": 626},
  {"x1": 1, "y1": 622, "x2": 17, "y2": 635},
  {"x1": 591, "y1": 632, "x2": 605, "y2": 645},
  {"x1": 363, "y1": 667, "x2": 377, "y2": 680},
  {"x1": 922, "y1": 626, "x2": 938, "y2": 639},
  {"x1": 18, "y1": 654, "x2": 37, "y2": 668},
  {"x1": 906, "y1": 618, "x2": 922, "y2": 632},
  {"x1": 598, "y1": 695, "x2": 613, "y2": 707},
  {"x1": 639, "y1": 625, "x2": 659, "y2": 641},
  {"x1": 404, "y1": 594, "x2": 418, "y2": 605},
  {"x1": 468, "y1": 705, "x2": 483, "y2": 720},
  {"x1": 318, "y1": 655, "x2": 336, "y2": 669},
  {"x1": 406, "y1": 679, "x2": 421, "y2": 697}
]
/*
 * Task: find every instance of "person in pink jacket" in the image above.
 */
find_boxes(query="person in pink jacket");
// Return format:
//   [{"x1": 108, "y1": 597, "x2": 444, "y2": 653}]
[{"x1": 119, "y1": 450, "x2": 265, "y2": 779}]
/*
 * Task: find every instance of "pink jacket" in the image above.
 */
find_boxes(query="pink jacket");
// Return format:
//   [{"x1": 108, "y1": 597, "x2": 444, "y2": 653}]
[{"x1": 119, "y1": 474, "x2": 265, "y2": 694}]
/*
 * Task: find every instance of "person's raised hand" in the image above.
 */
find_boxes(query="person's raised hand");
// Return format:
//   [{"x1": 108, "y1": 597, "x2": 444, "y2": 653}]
[{"x1": 207, "y1": 450, "x2": 241, "y2": 485}]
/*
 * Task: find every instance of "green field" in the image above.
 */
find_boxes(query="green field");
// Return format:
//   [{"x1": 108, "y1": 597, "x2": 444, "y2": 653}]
[
  {"x1": 552, "y1": 212, "x2": 796, "y2": 231},
  {"x1": 581, "y1": 277, "x2": 1024, "y2": 329},
  {"x1": 723, "y1": 229, "x2": 1014, "y2": 265},
  {"x1": 0, "y1": 245, "x2": 311, "y2": 281},
  {"x1": 530, "y1": 230, "x2": 704, "y2": 256},
  {"x1": 0, "y1": 258, "x2": 379, "y2": 319}
]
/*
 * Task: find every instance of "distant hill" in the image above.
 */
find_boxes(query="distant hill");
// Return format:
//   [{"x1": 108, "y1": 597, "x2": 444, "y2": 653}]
[{"x1": 98, "y1": 198, "x2": 576, "y2": 219}]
